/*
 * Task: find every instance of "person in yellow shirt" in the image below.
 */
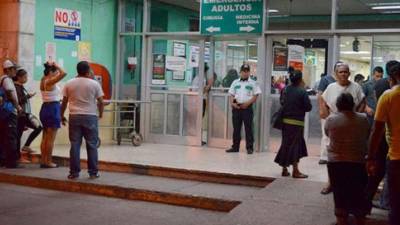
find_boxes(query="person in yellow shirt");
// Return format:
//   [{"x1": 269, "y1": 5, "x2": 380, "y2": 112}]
[{"x1": 368, "y1": 61, "x2": 400, "y2": 225}]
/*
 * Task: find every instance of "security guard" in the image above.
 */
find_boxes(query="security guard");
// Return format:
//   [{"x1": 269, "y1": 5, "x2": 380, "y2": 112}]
[{"x1": 226, "y1": 64, "x2": 261, "y2": 154}]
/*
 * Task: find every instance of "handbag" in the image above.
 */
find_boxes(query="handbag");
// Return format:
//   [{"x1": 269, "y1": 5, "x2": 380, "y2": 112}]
[
  {"x1": 271, "y1": 107, "x2": 284, "y2": 130},
  {"x1": 271, "y1": 87, "x2": 287, "y2": 130}
]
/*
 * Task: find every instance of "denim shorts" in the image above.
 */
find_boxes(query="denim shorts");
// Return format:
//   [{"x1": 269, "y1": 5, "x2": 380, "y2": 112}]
[{"x1": 39, "y1": 102, "x2": 61, "y2": 128}]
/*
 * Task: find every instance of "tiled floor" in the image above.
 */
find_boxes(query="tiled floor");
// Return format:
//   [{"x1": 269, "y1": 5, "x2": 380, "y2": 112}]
[{"x1": 51, "y1": 143, "x2": 329, "y2": 182}]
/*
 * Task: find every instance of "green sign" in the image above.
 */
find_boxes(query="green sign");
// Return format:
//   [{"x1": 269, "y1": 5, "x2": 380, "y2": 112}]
[{"x1": 200, "y1": 0, "x2": 263, "y2": 35}]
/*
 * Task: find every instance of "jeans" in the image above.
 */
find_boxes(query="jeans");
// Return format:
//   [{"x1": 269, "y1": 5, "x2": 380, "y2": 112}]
[
  {"x1": 387, "y1": 160, "x2": 400, "y2": 225},
  {"x1": 0, "y1": 113, "x2": 19, "y2": 167},
  {"x1": 69, "y1": 115, "x2": 99, "y2": 176},
  {"x1": 380, "y1": 175, "x2": 390, "y2": 209}
]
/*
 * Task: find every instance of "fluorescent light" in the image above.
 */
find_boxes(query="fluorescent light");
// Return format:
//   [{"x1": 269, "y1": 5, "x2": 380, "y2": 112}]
[
  {"x1": 268, "y1": 9, "x2": 279, "y2": 13},
  {"x1": 372, "y1": 6, "x2": 400, "y2": 10},
  {"x1": 341, "y1": 51, "x2": 370, "y2": 55}
]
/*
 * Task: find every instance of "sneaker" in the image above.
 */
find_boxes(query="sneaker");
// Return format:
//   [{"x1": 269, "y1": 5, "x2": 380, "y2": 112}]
[
  {"x1": 247, "y1": 148, "x2": 254, "y2": 154},
  {"x1": 226, "y1": 148, "x2": 239, "y2": 153},
  {"x1": 318, "y1": 159, "x2": 328, "y2": 165},
  {"x1": 67, "y1": 174, "x2": 79, "y2": 180},
  {"x1": 89, "y1": 173, "x2": 100, "y2": 179}
]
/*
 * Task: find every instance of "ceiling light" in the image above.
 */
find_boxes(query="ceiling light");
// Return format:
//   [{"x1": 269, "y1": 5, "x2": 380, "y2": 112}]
[
  {"x1": 268, "y1": 9, "x2": 279, "y2": 13},
  {"x1": 372, "y1": 6, "x2": 400, "y2": 10}
]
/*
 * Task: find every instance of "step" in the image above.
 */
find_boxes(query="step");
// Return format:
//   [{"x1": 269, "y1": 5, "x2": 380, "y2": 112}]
[
  {"x1": 0, "y1": 165, "x2": 263, "y2": 212},
  {"x1": 27, "y1": 154, "x2": 274, "y2": 187}
]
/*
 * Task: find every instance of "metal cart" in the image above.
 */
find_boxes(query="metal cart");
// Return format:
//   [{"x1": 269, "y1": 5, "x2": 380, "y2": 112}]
[{"x1": 99, "y1": 99, "x2": 150, "y2": 146}]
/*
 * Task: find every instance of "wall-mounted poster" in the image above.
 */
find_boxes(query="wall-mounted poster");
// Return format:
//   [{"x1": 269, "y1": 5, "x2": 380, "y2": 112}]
[
  {"x1": 54, "y1": 8, "x2": 81, "y2": 41},
  {"x1": 189, "y1": 45, "x2": 200, "y2": 68},
  {"x1": 173, "y1": 42, "x2": 186, "y2": 57},
  {"x1": 78, "y1": 41, "x2": 91, "y2": 62},
  {"x1": 152, "y1": 54, "x2": 166, "y2": 85},
  {"x1": 172, "y1": 42, "x2": 187, "y2": 80},
  {"x1": 288, "y1": 45, "x2": 305, "y2": 71},
  {"x1": 273, "y1": 47, "x2": 288, "y2": 71},
  {"x1": 45, "y1": 42, "x2": 56, "y2": 62}
]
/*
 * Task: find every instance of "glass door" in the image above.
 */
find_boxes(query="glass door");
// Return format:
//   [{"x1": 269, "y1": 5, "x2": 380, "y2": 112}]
[
  {"x1": 266, "y1": 36, "x2": 329, "y2": 156},
  {"x1": 207, "y1": 38, "x2": 259, "y2": 149},
  {"x1": 144, "y1": 36, "x2": 205, "y2": 146}
]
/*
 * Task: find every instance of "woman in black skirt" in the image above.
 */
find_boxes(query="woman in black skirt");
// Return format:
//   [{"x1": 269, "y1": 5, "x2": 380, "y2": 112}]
[
  {"x1": 325, "y1": 93, "x2": 370, "y2": 225},
  {"x1": 274, "y1": 70, "x2": 312, "y2": 178}
]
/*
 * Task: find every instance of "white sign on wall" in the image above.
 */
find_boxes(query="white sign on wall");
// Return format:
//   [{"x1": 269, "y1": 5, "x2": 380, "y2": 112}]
[{"x1": 54, "y1": 8, "x2": 82, "y2": 41}]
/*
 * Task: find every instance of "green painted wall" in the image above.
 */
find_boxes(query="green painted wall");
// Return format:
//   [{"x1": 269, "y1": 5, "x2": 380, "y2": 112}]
[{"x1": 34, "y1": 0, "x2": 117, "y2": 82}]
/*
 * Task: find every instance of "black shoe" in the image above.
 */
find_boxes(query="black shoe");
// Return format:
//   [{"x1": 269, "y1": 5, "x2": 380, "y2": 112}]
[
  {"x1": 226, "y1": 148, "x2": 239, "y2": 153},
  {"x1": 201, "y1": 141, "x2": 206, "y2": 146},
  {"x1": 67, "y1": 174, "x2": 79, "y2": 180},
  {"x1": 247, "y1": 148, "x2": 253, "y2": 154},
  {"x1": 89, "y1": 173, "x2": 100, "y2": 179},
  {"x1": 318, "y1": 159, "x2": 328, "y2": 165},
  {"x1": 321, "y1": 186, "x2": 332, "y2": 195}
]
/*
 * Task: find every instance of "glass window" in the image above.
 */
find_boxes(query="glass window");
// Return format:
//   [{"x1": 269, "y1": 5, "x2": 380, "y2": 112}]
[
  {"x1": 372, "y1": 35, "x2": 400, "y2": 76},
  {"x1": 339, "y1": 36, "x2": 372, "y2": 82},
  {"x1": 150, "y1": 0, "x2": 200, "y2": 32},
  {"x1": 213, "y1": 40, "x2": 258, "y2": 89},
  {"x1": 121, "y1": 0, "x2": 143, "y2": 33},
  {"x1": 120, "y1": 36, "x2": 143, "y2": 99},
  {"x1": 267, "y1": 0, "x2": 331, "y2": 30},
  {"x1": 151, "y1": 39, "x2": 203, "y2": 89},
  {"x1": 271, "y1": 37, "x2": 327, "y2": 93},
  {"x1": 338, "y1": 0, "x2": 400, "y2": 29}
]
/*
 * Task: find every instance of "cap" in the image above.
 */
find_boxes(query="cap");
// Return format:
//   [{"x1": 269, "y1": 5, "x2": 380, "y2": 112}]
[
  {"x1": 240, "y1": 64, "x2": 250, "y2": 72},
  {"x1": 3, "y1": 59, "x2": 18, "y2": 69}
]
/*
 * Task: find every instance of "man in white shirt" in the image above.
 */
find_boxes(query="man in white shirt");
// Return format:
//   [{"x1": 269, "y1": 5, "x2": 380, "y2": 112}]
[
  {"x1": 319, "y1": 63, "x2": 366, "y2": 195},
  {"x1": 61, "y1": 61, "x2": 104, "y2": 179},
  {"x1": 226, "y1": 64, "x2": 261, "y2": 154},
  {"x1": 0, "y1": 60, "x2": 22, "y2": 168}
]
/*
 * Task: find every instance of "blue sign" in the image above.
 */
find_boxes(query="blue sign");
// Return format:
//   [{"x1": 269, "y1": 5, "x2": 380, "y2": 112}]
[{"x1": 54, "y1": 26, "x2": 81, "y2": 41}]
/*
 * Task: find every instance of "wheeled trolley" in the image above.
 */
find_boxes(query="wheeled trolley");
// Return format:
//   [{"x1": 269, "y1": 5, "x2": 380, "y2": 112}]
[{"x1": 99, "y1": 100, "x2": 150, "y2": 146}]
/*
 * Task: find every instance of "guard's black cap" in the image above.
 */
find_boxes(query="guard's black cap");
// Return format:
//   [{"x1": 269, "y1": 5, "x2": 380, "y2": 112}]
[{"x1": 240, "y1": 64, "x2": 250, "y2": 72}]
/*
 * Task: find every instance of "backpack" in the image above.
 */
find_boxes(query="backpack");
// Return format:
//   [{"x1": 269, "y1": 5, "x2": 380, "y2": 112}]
[{"x1": 0, "y1": 76, "x2": 14, "y2": 120}]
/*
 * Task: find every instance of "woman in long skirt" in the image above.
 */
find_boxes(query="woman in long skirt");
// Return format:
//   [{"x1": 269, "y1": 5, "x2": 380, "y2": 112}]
[{"x1": 274, "y1": 70, "x2": 312, "y2": 178}]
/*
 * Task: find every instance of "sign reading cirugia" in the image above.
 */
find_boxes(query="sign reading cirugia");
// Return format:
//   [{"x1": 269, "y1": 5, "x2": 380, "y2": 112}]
[{"x1": 200, "y1": 0, "x2": 263, "y2": 35}]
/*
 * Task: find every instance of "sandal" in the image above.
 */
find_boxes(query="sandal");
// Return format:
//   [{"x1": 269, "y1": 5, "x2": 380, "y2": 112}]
[{"x1": 292, "y1": 172, "x2": 308, "y2": 179}]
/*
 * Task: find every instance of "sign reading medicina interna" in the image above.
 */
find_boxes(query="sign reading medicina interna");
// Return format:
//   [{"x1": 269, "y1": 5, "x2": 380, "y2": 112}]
[{"x1": 200, "y1": 0, "x2": 263, "y2": 35}]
